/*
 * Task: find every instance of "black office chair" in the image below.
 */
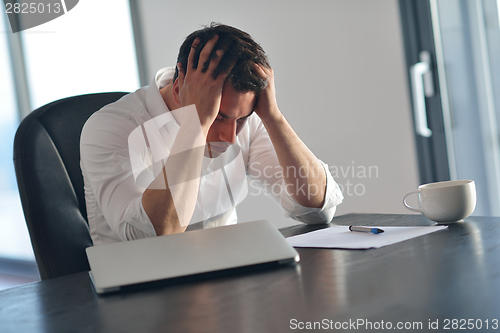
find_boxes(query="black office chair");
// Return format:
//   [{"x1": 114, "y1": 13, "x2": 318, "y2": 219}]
[{"x1": 13, "y1": 92, "x2": 128, "y2": 280}]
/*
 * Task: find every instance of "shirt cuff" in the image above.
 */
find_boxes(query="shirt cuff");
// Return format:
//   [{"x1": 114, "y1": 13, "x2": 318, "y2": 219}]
[{"x1": 280, "y1": 160, "x2": 344, "y2": 224}]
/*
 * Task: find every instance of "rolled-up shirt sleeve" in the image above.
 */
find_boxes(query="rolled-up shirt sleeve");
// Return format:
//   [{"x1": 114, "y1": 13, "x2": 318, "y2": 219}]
[
  {"x1": 279, "y1": 160, "x2": 344, "y2": 223},
  {"x1": 246, "y1": 116, "x2": 343, "y2": 224},
  {"x1": 81, "y1": 109, "x2": 157, "y2": 242}
]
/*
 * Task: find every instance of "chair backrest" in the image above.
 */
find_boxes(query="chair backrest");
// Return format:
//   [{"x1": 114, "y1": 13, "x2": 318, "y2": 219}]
[{"x1": 14, "y1": 92, "x2": 128, "y2": 280}]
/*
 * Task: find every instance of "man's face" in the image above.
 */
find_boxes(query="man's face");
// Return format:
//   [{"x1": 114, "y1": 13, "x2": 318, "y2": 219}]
[{"x1": 206, "y1": 81, "x2": 256, "y2": 158}]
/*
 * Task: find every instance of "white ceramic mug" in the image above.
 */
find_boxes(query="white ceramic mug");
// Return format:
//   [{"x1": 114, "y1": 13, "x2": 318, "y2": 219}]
[{"x1": 403, "y1": 180, "x2": 476, "y2": 222}]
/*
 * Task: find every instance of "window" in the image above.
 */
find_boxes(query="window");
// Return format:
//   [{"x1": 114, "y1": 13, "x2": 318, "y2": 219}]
[
  {"x1": 400, "y1": 0, "x2": 500, "y2": 216},
  {"x1": 0, "y1": 9, "x2": 31, "y2": 261},
  {"x1": 0, "y1": 0, "x2": 140, "y2": 263}
]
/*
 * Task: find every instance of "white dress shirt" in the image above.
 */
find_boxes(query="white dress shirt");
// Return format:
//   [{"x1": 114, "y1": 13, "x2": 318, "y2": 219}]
[{"x1": 80, "y1": 67, "x2": 344, "y2": 245}]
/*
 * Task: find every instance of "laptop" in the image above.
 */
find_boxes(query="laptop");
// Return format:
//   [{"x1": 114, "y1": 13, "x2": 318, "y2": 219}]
[{"x1": 86, "y1": 219, "x2": 300, "y2": 294}]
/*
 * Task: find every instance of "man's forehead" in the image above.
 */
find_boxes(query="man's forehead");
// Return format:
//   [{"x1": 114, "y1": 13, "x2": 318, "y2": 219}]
[
  {"x1": 220, "y1": 82, "x2": 256, "y2": 117},
  {"x1": 218, "y1": 110, "x2": 254, "y2": 119}
]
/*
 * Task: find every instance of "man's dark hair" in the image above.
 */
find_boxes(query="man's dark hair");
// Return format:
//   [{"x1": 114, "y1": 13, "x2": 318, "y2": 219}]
[{"x1": 174, "y1": 23, "x2": 270, "y2": 94}]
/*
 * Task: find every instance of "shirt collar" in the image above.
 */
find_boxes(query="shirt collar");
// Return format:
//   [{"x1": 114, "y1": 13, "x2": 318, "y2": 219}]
[{"x1": 145, "y1": 67, "x2": 175, "y2": 119}]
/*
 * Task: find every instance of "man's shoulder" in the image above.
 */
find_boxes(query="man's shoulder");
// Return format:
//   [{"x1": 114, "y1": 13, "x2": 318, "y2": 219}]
[
  {"x1": 246, "y1": 113, "x2": 267, "y2": 138},
  {"x1": 94, "y1": 86, "x2": 148, "y2": 118},
  {"x1": 235, "y1": 113, "x2": 268, "y2": 152},
  {"x1": 86, "y1": 86, "x2": 149, "y2": 124},
  {"x1": 246, "y1": 113, "x2": 264, "y2": 130},
  {"x1": 81, "y1": 86, "x2": 149, "y2": 144}
]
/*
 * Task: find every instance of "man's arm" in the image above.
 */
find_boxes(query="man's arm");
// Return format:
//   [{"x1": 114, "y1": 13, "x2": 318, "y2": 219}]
[
  {"x1": 252, "y1": 65, "x2": 327, "y2": 209},
  {"x1": 142, "y1": 35, "x2": 233, "y2": 235}
]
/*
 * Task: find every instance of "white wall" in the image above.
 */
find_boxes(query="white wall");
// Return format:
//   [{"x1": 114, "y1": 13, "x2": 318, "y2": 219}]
[{"x1": 136, "y1": 0, "x2": 420, "y2": 228}]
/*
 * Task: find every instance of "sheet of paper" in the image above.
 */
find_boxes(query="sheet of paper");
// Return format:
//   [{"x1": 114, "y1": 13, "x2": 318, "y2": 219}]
[{"x1": 286, "y1": 225, "x2": 448, "y2": 249}]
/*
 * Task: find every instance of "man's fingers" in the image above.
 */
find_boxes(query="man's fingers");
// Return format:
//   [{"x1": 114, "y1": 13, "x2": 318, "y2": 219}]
[
  {"x1": 177, "y1": 63, "x2": 185, "y2": 86},
  {"x1": 187, "y1": 38, "x2": 201, "y2": 71},
  {"x1": 215, "y1": 56, "x2": 237, "y2": 81},
  {"x1": 198, "y1": 34, "x2": 219, "y2": 72},
  {"x1": 207, "y1": 48, "x2": 225, "y2": 76},
  {"x1": 252, "y1": 63, "x2": 273, "y2": 87},
  {"x1": 252, "y1": 63, "x2": 267, "y2": 79}
]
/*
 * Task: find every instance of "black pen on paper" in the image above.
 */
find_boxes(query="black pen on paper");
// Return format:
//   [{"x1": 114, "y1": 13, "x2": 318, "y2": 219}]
[{"x1": 349, "y1": 226, "x2": 385, "y2": 234}]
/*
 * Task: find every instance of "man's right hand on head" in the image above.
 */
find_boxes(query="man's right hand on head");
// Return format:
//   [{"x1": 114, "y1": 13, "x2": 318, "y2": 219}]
[{"x1": 175, "y1": 35, "x2": 233, "y2": 132}]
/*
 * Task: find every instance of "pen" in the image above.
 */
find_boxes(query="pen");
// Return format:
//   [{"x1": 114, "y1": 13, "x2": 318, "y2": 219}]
[{"x1": 349, "y1": 226, "x2": 384, "y2": 234}]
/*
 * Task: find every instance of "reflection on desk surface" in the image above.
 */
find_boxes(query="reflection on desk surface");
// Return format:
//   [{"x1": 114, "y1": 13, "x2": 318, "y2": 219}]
[{"x1": 1, "y1": 214, "x2": 500, "y2": 333}]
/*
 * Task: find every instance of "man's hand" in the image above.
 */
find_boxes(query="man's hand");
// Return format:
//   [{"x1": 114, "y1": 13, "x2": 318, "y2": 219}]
[
  {"x1": 175, "y1": 35, "x2": 233, "y2": 131},
  {"x1": 253, "y1": 64, "x2": 281, "y2": 123},
  {"x1": 145, "y1": 36, "x2": 233, "y2": 235}
]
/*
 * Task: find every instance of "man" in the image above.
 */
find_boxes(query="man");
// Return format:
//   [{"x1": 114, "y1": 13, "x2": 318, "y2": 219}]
[{"x1": 81, "y1": 23, "x2": 343, "y2": 245}]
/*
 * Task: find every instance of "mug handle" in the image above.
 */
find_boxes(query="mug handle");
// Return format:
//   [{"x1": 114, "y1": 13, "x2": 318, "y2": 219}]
[{"x1": 403, "y1": 190, "x2": 422, "y2": 212}]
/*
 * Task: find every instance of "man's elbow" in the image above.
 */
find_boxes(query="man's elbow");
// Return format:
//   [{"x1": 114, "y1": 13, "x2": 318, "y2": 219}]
[{"x1": 293, "y1": 206, "x2": 338, "y2": 225}]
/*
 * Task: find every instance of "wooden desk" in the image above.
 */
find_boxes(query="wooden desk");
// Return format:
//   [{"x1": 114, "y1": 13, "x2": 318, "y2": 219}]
[{"x1": 1, "y1": 214, "x2": 500, "y2": 332}]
